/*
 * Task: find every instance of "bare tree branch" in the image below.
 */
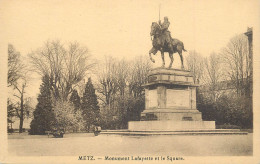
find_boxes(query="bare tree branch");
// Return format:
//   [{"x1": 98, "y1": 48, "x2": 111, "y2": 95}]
[
  {"x1": 221, "y1": 34, "x2": 249, "y2": 96},
  {"x1": 29, "y1": 40, "x2": 94, "y2": 101}
]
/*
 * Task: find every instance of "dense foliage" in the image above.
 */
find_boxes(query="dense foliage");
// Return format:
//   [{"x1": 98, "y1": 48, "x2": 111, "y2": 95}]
[
  {"x1": 70, "y1": 90, "x2": 81, "y2": 111},
  {"x1": 81, "y1": 78, "x2": 100, "y2": 131},
  {"x1": 53, "y1": 100, "x2": 84, "y2": 131},
  {"x1": 30, "y1": 75, "x2": 55, "y2": 135},
  {"x1": 197, "y1": 89, "x2": 253, "y2": 129},
  {"x1": 97, "y1": 56, "x2": 151, "y2": 130}
]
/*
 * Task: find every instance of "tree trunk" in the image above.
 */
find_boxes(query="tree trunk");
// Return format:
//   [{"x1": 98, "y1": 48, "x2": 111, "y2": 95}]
[
  {"x1": 19, "y1": 95, "x2": 24, "y2": 133},
  {"x1": 19, "y1": 116, "x2": 24, "y2": 133}
]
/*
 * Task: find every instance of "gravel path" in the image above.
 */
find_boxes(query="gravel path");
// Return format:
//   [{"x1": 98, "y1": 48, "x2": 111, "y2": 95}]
[{"x1": 8, "y1": 133, "x2": 253, "y2": 156}]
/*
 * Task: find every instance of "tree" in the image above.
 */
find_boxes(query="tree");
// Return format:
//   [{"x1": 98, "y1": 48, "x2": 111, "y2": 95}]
[
  {"x1": 30, "y1": 75, "x2": 55, "y2": 135},
  {"x1": 8, "y1": 44, "x2": 24, "y2": 87},
  {"x1": 114, "y1": 59, "x2": 129, "y2": 96},
  {"x1": 96, "y1": 55, "x2": 151, "y2": 129},
  {"x1": 220, "y1": 34, "x2": 252, "y2": 129},
  {"x1": 196, "y1": 90, "x2": 218, "y2": 121},
  {"x1": 69, "y1": 89, "x2": 81, "y2": 111},
  {"x1": 13, "y1": 81, "x2": 27, "y2": 133},
  {"x1": 204, "y1": 52, "x2": 223, "y2": 100},
  {"x1": 95, "y1": 57, "x2": 119, "y2": 129},
  {"x1": 7, "y1": 99, "x2": 16, "y2": 131},
  {"x1": 8, "y1": 44, "x2": 28, "y2": 133},
  {"x1": 128, "y1": 56, "x2": 151, "y2": 97},
  {"x1": 29, "y1": 40, "x2": 94, "y2": 101},
  {"x1": 214, "y1": 94, "x2": 252, "y2": 128},
  {"x1": 124, "y1": 56, "x2": 151, "y2": 127},
  {"x1": 197, "y1": 34, "x2": 253, "y2": 129},
  {"x1": 53, "y1": 100, "x2": 84, "y2": 132},
  {"x1": 221, "y1": 34, "x2": 250, "y2": 96},
  {"x1": 69, "y1": 89, "x2": 82, "y2": 132},
  {"x1": 81, "y1": 78, "x2": 100, "y2": 132},
  {"x1": 96, "y1": 56, "x2": 118, "y2": 106},
  {"x1": 10, "y1": 74, "x2": 33, "y2": 133},
  {"x1": 185, "y1": 50, "x2": 205, "y2": 84}
]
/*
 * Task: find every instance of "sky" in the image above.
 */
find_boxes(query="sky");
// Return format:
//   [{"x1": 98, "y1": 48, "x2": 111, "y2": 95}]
[{"x1": 0, "y1": 0, "x2": 259, "y2": 98}]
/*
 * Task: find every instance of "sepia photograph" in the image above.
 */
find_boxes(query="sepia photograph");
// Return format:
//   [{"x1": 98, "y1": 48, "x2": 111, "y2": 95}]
[{"x1": 0, "y1": 0, "x2": 259, "y2": 163}]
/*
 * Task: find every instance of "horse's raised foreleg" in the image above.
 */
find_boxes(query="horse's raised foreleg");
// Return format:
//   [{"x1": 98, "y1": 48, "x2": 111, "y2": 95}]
[
  {"x1": 161, "y1": 51, "x2": 165, "y2": 67},
  {"x1": 169, "y1": 53, "x2": 174, "y2": 68},
  {"x1": 149, "y1": 47, "x2": 158, "y2": 63}
]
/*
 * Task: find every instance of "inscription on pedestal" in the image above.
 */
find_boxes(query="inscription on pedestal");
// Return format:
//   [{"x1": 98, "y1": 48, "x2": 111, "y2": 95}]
[{"x1": 166, "y1": 89, "x2": 190, "y2": 108}]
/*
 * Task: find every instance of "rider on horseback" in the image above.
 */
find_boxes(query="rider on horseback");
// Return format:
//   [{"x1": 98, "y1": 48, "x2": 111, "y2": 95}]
[
  {"x1": 159, "y1": 17, "x2": 173, "y2": 51},
  {"x1": 149, "y1": 17, "x2": 186, "y2": 69}
]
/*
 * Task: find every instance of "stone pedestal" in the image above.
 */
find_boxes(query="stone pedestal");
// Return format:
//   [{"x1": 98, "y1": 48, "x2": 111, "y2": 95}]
[
  {"x1": 128, "y1": 67, "x2": 215, "y2": 131},
  {"x1": 141, "y1": 68, "x2": 202, "y2": 121}
]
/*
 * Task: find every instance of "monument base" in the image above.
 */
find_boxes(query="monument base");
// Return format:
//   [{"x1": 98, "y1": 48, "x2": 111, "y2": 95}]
[
  {"x1": 128, "y1": 68, "x2": 216, "y2": 132},
  {"x1": 128, "y1": 120, "x2": 215, "y2": 131},
  {"x1": 141, "y1": 109, "x2": 202, "y2": 121}
]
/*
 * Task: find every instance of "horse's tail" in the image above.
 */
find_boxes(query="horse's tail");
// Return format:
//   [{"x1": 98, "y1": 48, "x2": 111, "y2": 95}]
[{"x1": 182, "y1": 43, "x2": 187, "y2": 52}]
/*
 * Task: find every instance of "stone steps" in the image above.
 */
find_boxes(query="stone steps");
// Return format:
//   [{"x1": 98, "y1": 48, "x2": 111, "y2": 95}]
[
  {"x1": 100, "y1": 129, "x2": 247, "y2": 135},
  {"x1": 102, "y1": 129, "x2": 241, "y2": 132}
]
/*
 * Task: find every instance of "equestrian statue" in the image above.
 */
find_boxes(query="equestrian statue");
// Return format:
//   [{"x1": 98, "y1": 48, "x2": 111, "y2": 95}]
[{"x1": 149, "y1": 16, "x2": 186, "y2": 69}]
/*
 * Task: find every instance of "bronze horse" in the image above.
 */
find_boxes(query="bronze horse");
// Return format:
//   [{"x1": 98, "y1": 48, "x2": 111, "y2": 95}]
[{"x1": 149, "y1": 22, "x2": 186, "y2": 69}]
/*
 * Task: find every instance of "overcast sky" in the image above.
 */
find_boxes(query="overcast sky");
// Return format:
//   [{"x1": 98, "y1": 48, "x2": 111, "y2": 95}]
[
  {"x1": 1, "y1": 0, "x2": 259, "y2": 57},
  {"x1": 1, "y1": 0, "x2": 259, "y2": 98}
]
